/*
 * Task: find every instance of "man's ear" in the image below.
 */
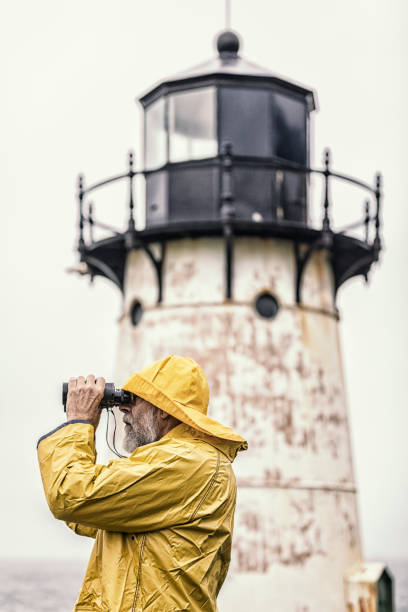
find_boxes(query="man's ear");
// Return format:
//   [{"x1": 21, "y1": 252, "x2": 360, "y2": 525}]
[{"x1": 158, "y1": 409, "x2": 169, "y2": 420}]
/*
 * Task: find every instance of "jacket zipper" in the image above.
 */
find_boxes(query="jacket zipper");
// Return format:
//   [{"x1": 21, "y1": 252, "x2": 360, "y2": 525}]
[
  {"x1": 190, "y1": 451, "x2": 221, "y2": 521},
  {"x1": 132, "y1": 534, "x2": 147, "y2": 612}
]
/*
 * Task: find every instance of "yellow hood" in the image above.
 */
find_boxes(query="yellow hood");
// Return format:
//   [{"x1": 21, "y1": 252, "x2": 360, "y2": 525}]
[{"x1": 122, "y1": 355, "x2": 247, "y2": 449}]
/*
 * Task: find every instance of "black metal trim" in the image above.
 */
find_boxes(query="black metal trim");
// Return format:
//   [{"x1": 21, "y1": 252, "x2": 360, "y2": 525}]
[
  {"x1": 223, "y1": 223, "x2": 234, "y2": 300},
  {"x1": 79, "y1": 220, "x2": 378, "y2": 302},
  {"x1": 333, "y1": 250, "x2": 375, "y2": 297},
  {"x1": 140, "y1": 242, "x2": 166, "y2": 304},
  {"x1": 139, "y1": 74, "x2": 315, "y2": 110},
  {"x1": 295, "y1": 231, "x2": 333, "y2": 304},
  {"x1": 79, "y1": 154, "x2": 377, "y2": 195},
  {"x1": 85, "y1": 255, "x2": 123, "y2": 290}
]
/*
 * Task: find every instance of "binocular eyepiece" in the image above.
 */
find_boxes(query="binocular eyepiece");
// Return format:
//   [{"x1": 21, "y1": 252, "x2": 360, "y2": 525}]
[{"x1": 62, "y1": 382, "x2": 132, "y2": 412}]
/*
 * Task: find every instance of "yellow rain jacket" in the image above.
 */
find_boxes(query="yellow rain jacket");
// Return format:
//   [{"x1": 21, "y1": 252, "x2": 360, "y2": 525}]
[{"x1": 37, "y1": 356, "x2": 247, "y2": 611}]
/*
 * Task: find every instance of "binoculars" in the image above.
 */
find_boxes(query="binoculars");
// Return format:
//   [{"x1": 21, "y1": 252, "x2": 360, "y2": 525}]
[{"x1": 62, "y1": 382, "x2": 132, "y2": 412}]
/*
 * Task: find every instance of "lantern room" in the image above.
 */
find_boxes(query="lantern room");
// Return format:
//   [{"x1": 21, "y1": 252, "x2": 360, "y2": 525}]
[
  {"x1": 74, "y1": 29, "x2": 382, "y2": 301},
  {"x1": 140, "y1": 30, "x2": 316, "y2": 228}
]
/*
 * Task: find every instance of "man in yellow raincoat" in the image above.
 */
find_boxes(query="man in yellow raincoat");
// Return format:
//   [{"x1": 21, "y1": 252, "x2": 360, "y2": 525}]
[{"x1": 37, "y1": 355, "x2": 247, "y2": 611}]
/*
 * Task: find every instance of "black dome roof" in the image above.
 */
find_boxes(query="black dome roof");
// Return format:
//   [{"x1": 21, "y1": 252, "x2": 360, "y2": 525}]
[{"x1": 139, "y1": 30, "x2": 317, "y2": 111}]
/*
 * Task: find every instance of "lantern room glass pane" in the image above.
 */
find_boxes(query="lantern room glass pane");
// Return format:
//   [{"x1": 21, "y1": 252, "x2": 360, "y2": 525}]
[
  {"x1": 271, "y1": 92, "x2": 307, "y2": 165},
  {"x1": 220, "y1": 87, "x2": 272, "y2": 157},
  {"x1": 145, "y1": 97, "x2": 167, "y2": 170},
  {"x1": 169, "y1": 87, "x2": 217, "y2": 162}
]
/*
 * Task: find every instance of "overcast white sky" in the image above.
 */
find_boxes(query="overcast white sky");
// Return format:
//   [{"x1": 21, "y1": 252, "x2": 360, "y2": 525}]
[{"x1": 1, "y1": 0, "x2": 407, "y2": 565}]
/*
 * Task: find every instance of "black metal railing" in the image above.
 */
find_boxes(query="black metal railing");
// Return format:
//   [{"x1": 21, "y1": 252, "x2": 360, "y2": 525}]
[{"x1": 76, "y1": 145, "x2": 382, "y2": 256}]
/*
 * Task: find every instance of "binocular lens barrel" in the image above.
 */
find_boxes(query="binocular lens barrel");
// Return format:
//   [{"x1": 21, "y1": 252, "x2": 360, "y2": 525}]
[{"x1": 62, "y1": 382, "x2": 132, "y2": 411}]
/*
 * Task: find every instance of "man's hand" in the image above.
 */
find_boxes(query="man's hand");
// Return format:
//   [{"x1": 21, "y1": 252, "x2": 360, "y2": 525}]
[{"x1": 66, "y1": 375, "x2": 105, "y2": 429}]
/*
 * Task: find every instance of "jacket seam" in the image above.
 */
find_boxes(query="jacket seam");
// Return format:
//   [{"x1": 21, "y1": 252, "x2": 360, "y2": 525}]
[
  {"x1": 132, "y1": 533, "x2": 147, "y2": 612},
  {"x1": 37, "y1": 420, "x2": 93, "y2": 448},
  {"x1": 189, "y1": 451, "x2": 221, "y2": 521}
]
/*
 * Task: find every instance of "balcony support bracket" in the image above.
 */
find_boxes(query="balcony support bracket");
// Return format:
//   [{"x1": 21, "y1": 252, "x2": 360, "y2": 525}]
[{"x1": 295, "y1": 230, "x2": 333, "y2": 304}]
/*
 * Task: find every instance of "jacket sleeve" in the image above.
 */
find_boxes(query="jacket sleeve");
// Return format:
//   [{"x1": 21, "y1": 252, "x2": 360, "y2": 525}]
[
  {"x1": 37, "y1": 422, "x2": 219, "y2": 533},
  {"x1": 65, "y1": 522, "x2": 98, "y2": 539}
]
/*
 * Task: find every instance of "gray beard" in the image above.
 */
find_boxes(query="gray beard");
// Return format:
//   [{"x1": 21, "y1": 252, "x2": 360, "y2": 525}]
[{"x1": 123, "y1": 408, "x2": 160, "y2": 453}]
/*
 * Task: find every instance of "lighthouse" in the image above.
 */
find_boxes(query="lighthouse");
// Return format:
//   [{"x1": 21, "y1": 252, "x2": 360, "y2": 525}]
[{"x1": 74, "y1": 30, "x2": 393, "y2": 612}]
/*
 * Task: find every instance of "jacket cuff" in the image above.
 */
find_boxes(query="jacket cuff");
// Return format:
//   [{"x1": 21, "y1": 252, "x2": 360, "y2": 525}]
[{"x1": 37, "y1": 420, "x2": 94, "y2": 448}]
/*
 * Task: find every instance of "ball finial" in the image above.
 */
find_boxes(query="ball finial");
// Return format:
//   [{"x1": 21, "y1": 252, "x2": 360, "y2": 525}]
[{"x1": 216, "y1": 30, "x2": 240, "y2": 57}]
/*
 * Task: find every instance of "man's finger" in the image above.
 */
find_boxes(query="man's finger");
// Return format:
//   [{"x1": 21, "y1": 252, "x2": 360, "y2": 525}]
[
  {"x1": 68, "y1": 377, "x2": 77, "y2": 390},
  {"x1": 77, "y1": 376, "x2": 86, "y2": 389},
  {"x1": 95, "y1": 377, "x2": 106, "y2": 393},
  {"x1": 86, "y1": 374, "x2": 96, "y2": 385}
]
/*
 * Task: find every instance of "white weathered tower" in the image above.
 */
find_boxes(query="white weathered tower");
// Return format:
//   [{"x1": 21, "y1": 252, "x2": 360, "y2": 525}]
[{"x1": 74, "y1": 30, "x2": 393, "y2": 612}]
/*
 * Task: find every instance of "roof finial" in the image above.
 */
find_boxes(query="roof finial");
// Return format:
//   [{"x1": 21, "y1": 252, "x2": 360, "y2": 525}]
[{"x1": 217, "y1": 29, "x2": 240, "y2": 58}]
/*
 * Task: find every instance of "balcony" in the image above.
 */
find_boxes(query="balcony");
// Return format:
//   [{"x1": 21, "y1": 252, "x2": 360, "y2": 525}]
[{"x1": 74, "y1": 146, "x2": 382, "y2": 304}]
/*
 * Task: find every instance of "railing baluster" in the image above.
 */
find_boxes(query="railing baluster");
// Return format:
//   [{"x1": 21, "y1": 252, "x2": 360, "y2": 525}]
[
  {"x1": 373, "y1": 173, "x2": 382, "y2": 255},
  {"x1": 128, "y1": 151, "x2": 135, "y2": 231},
  {"x1": 78, "y1": 174, "x2": 85, "y2": 252},
  {"x1": 364, "y1": 200, "x2": 370, "y2": 244},
  {"x1": 322, "y1": 148, "x2": 331, "y2": 231},
  {"x1": 88, "y1": 201, "x2": 94, "y2": 244}
]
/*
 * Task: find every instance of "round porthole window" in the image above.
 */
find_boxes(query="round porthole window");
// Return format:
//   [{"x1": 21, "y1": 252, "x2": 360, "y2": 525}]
[
  {"x1": 130, "y1": 300, "x2": 143, "y2": 326},
  {"x1": 255, "y1": 292, "x2": 280, "y2": 319}
]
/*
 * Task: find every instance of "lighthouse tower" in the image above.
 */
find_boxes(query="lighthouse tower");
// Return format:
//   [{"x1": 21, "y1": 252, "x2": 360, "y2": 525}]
[{"x1": 74, "y1": 30, "x2": 393, "y2": 612}]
